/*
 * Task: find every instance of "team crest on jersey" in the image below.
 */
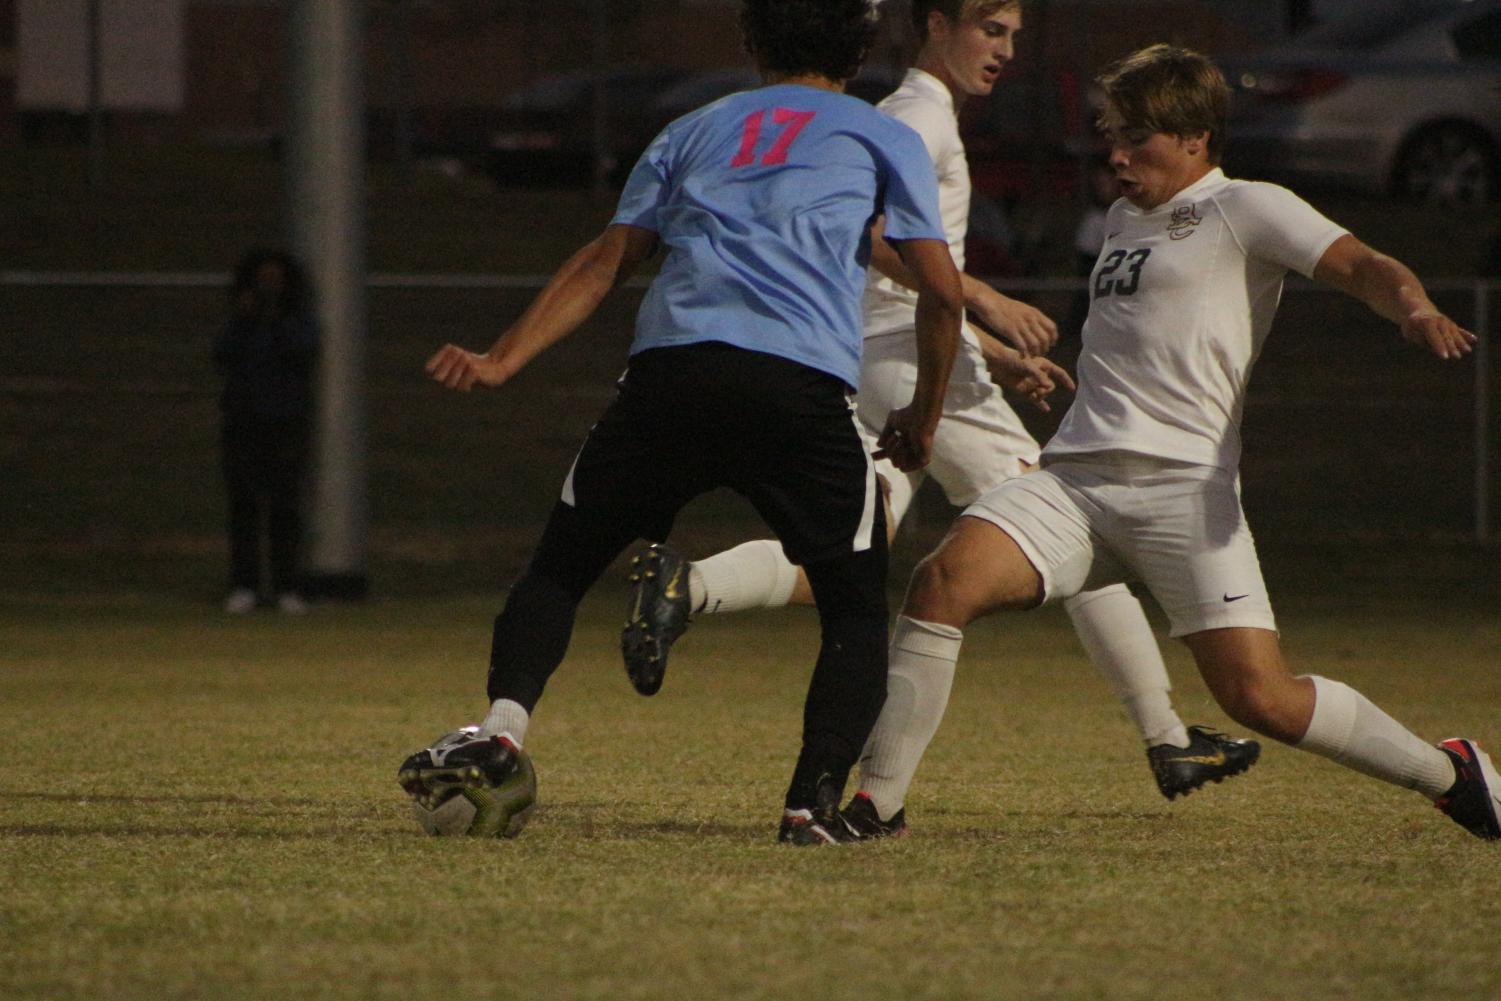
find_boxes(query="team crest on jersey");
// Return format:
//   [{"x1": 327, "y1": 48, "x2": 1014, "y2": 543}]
[{"x1": 1167, "y1": 204, "x2": 1202, "y2": 240}]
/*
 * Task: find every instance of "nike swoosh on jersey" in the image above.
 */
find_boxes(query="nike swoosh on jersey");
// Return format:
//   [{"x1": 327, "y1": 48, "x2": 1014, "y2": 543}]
[{"x1": 1223, "y1": 593, "x2": 1250, "y2": 602}]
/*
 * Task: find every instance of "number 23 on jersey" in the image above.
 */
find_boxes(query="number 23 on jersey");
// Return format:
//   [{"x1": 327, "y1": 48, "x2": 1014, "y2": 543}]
[{"x1": 1094, "y1": 248, "x2": 1152, "y2": 298}]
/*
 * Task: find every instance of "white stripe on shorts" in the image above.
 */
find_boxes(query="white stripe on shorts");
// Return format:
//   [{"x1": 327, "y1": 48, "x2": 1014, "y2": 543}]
[
  {"x1": 850, "y1": 403, "x2": 877, "y2": 552},
  {"x1": 559, "y1": 445, "x2": 584, "y2": 507}
]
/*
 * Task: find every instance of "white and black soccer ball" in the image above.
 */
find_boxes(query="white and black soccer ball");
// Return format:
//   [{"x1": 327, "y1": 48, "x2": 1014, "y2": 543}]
[{"x1": 400, "y1": 726, "x2": 537, "y2": 838}]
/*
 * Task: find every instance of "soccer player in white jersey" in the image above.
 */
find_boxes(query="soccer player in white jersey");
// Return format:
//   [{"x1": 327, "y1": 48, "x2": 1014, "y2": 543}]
[
  {"x1": 867, "y1": 43, "x2": 1498, "y2": 841},
  {"x1": 622, "y1": 1, "x2": 1260, "y2": 837}
]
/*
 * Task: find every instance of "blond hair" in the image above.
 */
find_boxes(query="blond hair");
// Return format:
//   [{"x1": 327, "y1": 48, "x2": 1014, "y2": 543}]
[
  {"x1": 912, "y1": 0, "x2": 1021, "y2": 42},
  {"x1": 1097, "y1": 43, "x2": 1230, "y2": 164}
]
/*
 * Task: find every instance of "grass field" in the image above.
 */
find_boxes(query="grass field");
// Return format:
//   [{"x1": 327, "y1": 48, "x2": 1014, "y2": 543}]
[
  {"x1": 3, "y1": 588, "x2": 1500, "y2": 1001},
  {"x1": 4, "y1": 144, "x2": 1499, "y2": 1000}
]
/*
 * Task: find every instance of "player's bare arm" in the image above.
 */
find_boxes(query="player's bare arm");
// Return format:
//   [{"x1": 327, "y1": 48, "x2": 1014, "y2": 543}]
[
  {"x1": 963, "y1": 279, "x2": 1058, "y2": 357},
  {"x1": 1312, "y1": 234, "x2": 1477, "y2": 361},
  {"x1": 868, "y1": 215, "x2": 1056, "y2": 356},
  {"x1": 426, "y1": 224, "x2": 659, "y2": 391},
  {"x1": 971, "y1": 328, "x2": 1076, "y2": 412},
  {"x1": 875, "y1": 236, "x2": 962, "y2": 472}
]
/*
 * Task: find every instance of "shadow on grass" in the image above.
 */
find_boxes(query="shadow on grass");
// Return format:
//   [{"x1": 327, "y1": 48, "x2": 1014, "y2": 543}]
[
  {"x1": 0, "y1": 822, "x2": 416, "y2": 841},
  {"x1": 0, "y1": 789, "x2": 413, "y2": 840},
  {"x1": 2, "y1": 790, "x2": 324, "y2": 807}
]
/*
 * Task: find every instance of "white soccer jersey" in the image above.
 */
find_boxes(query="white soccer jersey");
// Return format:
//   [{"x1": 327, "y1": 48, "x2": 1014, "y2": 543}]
[
  {"x1": 861, "y1": 68, "x2": 970, "y2": 339},
  {"x1": 1045, "y1": 168, "x2": 1348, "y2": 470}
]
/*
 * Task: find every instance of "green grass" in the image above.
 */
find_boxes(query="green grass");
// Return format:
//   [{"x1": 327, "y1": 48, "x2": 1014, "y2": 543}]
[
  {"x1": 3, "y1": 140, "x2": 1499, "y2": 999},
  {"x1": 3, "y1": 590, "x2": 1500, "y2": 1001}
]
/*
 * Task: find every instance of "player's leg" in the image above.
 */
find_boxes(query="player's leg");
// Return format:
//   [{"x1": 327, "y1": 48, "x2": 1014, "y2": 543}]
[
  {"x1": 851, "y1": 513, "x2": 1045, "y2": 826},
  {"x1": 399, "y1": 349, "x2": 707, "y2": 836},
  {"x1": 485, "y1": 498, "x2": 645, "y2": 735},
  {"x1": 731, "y1": 363, "x2": 893, "y2": 844},
  {"x1": 490, "y1": 346, "x2": 711, "y2": 737},
  {"x1": 1063, "y1": 586, "x2": 1183, "y2": 744},
  {"x1": 1064, "y1": 581, "x2": 1259, "y2": 798},
  {"x1": 400, "y1": 464, "x2": 653, "y2": 837},
  {"x1": 1182, "y1": 625, "x2": 1498, "y2": 839},
  {"x1": 912, "y1": 339, "x2": 1217, "y2": 795},
  {"x1": 1133, "y1": 467, "x2": 1491, "y2": 836},
  {"x1": 402, "y1": 535, "x2": 607, "y2": 835},
  {"x1": 784, "y1": 529, "x2": 891, "y2": 843}
]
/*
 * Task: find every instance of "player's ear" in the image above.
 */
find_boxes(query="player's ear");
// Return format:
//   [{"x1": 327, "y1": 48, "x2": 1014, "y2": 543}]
[
  {"x1": 1181, "y1": 131, "x2": 1210, "y2": 157},
  {"x1": 927, "y1": 8, "x2": 950, "y2": 41}
]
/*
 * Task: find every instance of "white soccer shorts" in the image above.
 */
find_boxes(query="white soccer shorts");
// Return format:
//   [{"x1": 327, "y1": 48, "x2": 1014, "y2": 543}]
[
  {"x1": 963, "y1": 453, "x2": 1278, "y2": 637},
  {"x1": 856, "y1": 324, "x2": 1040, "y2": 526}
]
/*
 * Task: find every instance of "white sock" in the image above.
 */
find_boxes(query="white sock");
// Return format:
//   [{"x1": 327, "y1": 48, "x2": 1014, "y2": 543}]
[
  {"x1": 689, "y1": 539, "x2": 799, "y2": 615},
  {"x1": 1064, "y1": 585, "x2": 1189, "y2": 748},
  {"x1": 857, "y1": 615, "x2": 963, "y2": 820},
  {"x1": 480, "y1": 698, "x2": 530, "y2": 747},
  {"x1": 1296, "y1": 675, "x2": 1455, "y2": 798}
]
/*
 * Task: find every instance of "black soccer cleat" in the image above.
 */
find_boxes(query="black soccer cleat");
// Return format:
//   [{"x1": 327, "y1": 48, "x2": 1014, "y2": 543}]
[
  {"x1": 778, "y1": 805, "x2": 860, "y2": 845},
  {"x1": 1148, "y1": 725, "x2": 1261, "y2": 801},
  {"x1": 621, "y1": 543, "x2": 693, "y2": 696},
  {"x1": 778, "y1": 770, "x2": 862, "y2": 845},
  {"x1": 1435, "y1": 737, "x2": 1501, "y2": 840},
  {"x1": 841, "y1": 792, "x2": 909, "y2": 840},
  {"x1": 397, "y1": 726, "x2": 537, "y2": 837}
]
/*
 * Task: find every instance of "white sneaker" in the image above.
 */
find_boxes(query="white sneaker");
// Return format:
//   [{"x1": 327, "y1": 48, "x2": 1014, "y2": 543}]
[
  {"x1": 224, "y1": 588, "x2": 257, "y2": 614},
  {"x1": 276, "y1": 592, "x2": 309, "y2": 615}
]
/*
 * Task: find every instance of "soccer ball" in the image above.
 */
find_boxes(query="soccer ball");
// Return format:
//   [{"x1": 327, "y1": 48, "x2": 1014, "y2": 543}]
[{"x1": 398, "y1": 726, "x2": 538, "y2": 837}]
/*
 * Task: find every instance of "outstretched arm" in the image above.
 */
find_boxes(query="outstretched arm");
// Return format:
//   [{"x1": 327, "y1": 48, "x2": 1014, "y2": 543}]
[
  {"x1": 426, "y1": 224, "x2": 659, "y2": 391},
  {"x1": 869, "y1": 216, "x2": 1057, "y2": 356},
  {"x1": 1312, "y1": 234, "x2": 1476, "y2": 361},
  {"x1": 875, "y1": 237, "x2": 963, "y2": 472},
  {"x1": 971, "y1": 326, "x2": 1075, "y2": 413}
]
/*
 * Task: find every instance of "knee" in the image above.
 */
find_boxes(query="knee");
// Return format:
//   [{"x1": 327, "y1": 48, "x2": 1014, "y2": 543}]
[
  {"x1": 1211, "y1": 672, "x2": 1306, "y2": 743},
  {"x1": 904, "y1": 552, "x2": 974, "y2": 627}
]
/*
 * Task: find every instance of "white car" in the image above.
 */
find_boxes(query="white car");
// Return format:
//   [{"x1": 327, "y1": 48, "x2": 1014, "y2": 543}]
[{"x1": 1224, "y1": 0, "x2": 1501, "y2": 204}]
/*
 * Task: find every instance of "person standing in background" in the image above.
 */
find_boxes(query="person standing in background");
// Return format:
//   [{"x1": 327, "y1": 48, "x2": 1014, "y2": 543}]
[{"x1": 215, "y1": 249, "x2": 318, "y2": 615}]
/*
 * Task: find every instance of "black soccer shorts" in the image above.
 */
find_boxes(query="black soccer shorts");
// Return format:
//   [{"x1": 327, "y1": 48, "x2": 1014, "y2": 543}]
[{"x1": 561, "y1": 340, "x2": 883, "y2": 566}]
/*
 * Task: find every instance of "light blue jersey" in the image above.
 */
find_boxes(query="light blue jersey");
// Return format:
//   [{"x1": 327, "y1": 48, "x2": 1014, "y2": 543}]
[{"x1": 611, "y1": 83, "x2": 945, "y2": 388}]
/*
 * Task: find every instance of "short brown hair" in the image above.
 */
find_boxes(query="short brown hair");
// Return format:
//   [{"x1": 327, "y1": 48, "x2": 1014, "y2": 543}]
[
  {"x1": 1096, "y1": 43, "x2": 1230, "y2": 164},
  {"x1": 911, "y1": 0, "x2": 1021, "y2": 43}
]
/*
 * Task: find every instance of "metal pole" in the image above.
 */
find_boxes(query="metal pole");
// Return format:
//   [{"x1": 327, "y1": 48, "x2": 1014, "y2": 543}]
[
  {"x1": 285, "y1": 0, "x2": 371, "y2": 599},
  {"x1": 1476, "y1": 281, "x2": 1491, "y2": 545},
  {"x1": 86, "y1": 0, "x2": 104, "y2": 193}
]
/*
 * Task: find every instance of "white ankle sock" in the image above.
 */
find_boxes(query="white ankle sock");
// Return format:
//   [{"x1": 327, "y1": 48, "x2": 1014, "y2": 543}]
[
  {"x1": 1064, "y1": 585, "x2": 1188, "y2": 748},
  {"x1": 1296, "y1": 675, "x2": 1455, "y2": 798},
  {"x1": 480, "y1": 698, "x2": 530, "y2": 747},
  {"x1": 857, "y1": 615, "x2": 963, "y2": 820},
  {"x1": 689, "y1": 539, "x2": 799, "y2": 615}
]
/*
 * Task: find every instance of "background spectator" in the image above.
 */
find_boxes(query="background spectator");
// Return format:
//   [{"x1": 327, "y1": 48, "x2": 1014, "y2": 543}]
[{"x1": 214, "y1": 249, "x2": 319, "y2": 614}]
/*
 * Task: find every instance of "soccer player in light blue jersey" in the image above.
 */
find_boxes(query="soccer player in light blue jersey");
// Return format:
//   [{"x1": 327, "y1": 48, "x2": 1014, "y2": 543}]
[{"x1": 398, "y1": 0, "x2": 965, "y2": 844}]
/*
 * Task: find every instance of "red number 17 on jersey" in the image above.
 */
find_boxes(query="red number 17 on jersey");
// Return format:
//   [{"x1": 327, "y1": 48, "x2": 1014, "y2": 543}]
[{"x1": 731, "y1": 108, "x2": 817, "y2": 168}]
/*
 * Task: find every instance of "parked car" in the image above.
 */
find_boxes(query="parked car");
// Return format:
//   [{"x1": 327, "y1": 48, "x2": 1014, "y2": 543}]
[{"x1": 1222, "y1": 0, "x2": 1501, "y2": 204}]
